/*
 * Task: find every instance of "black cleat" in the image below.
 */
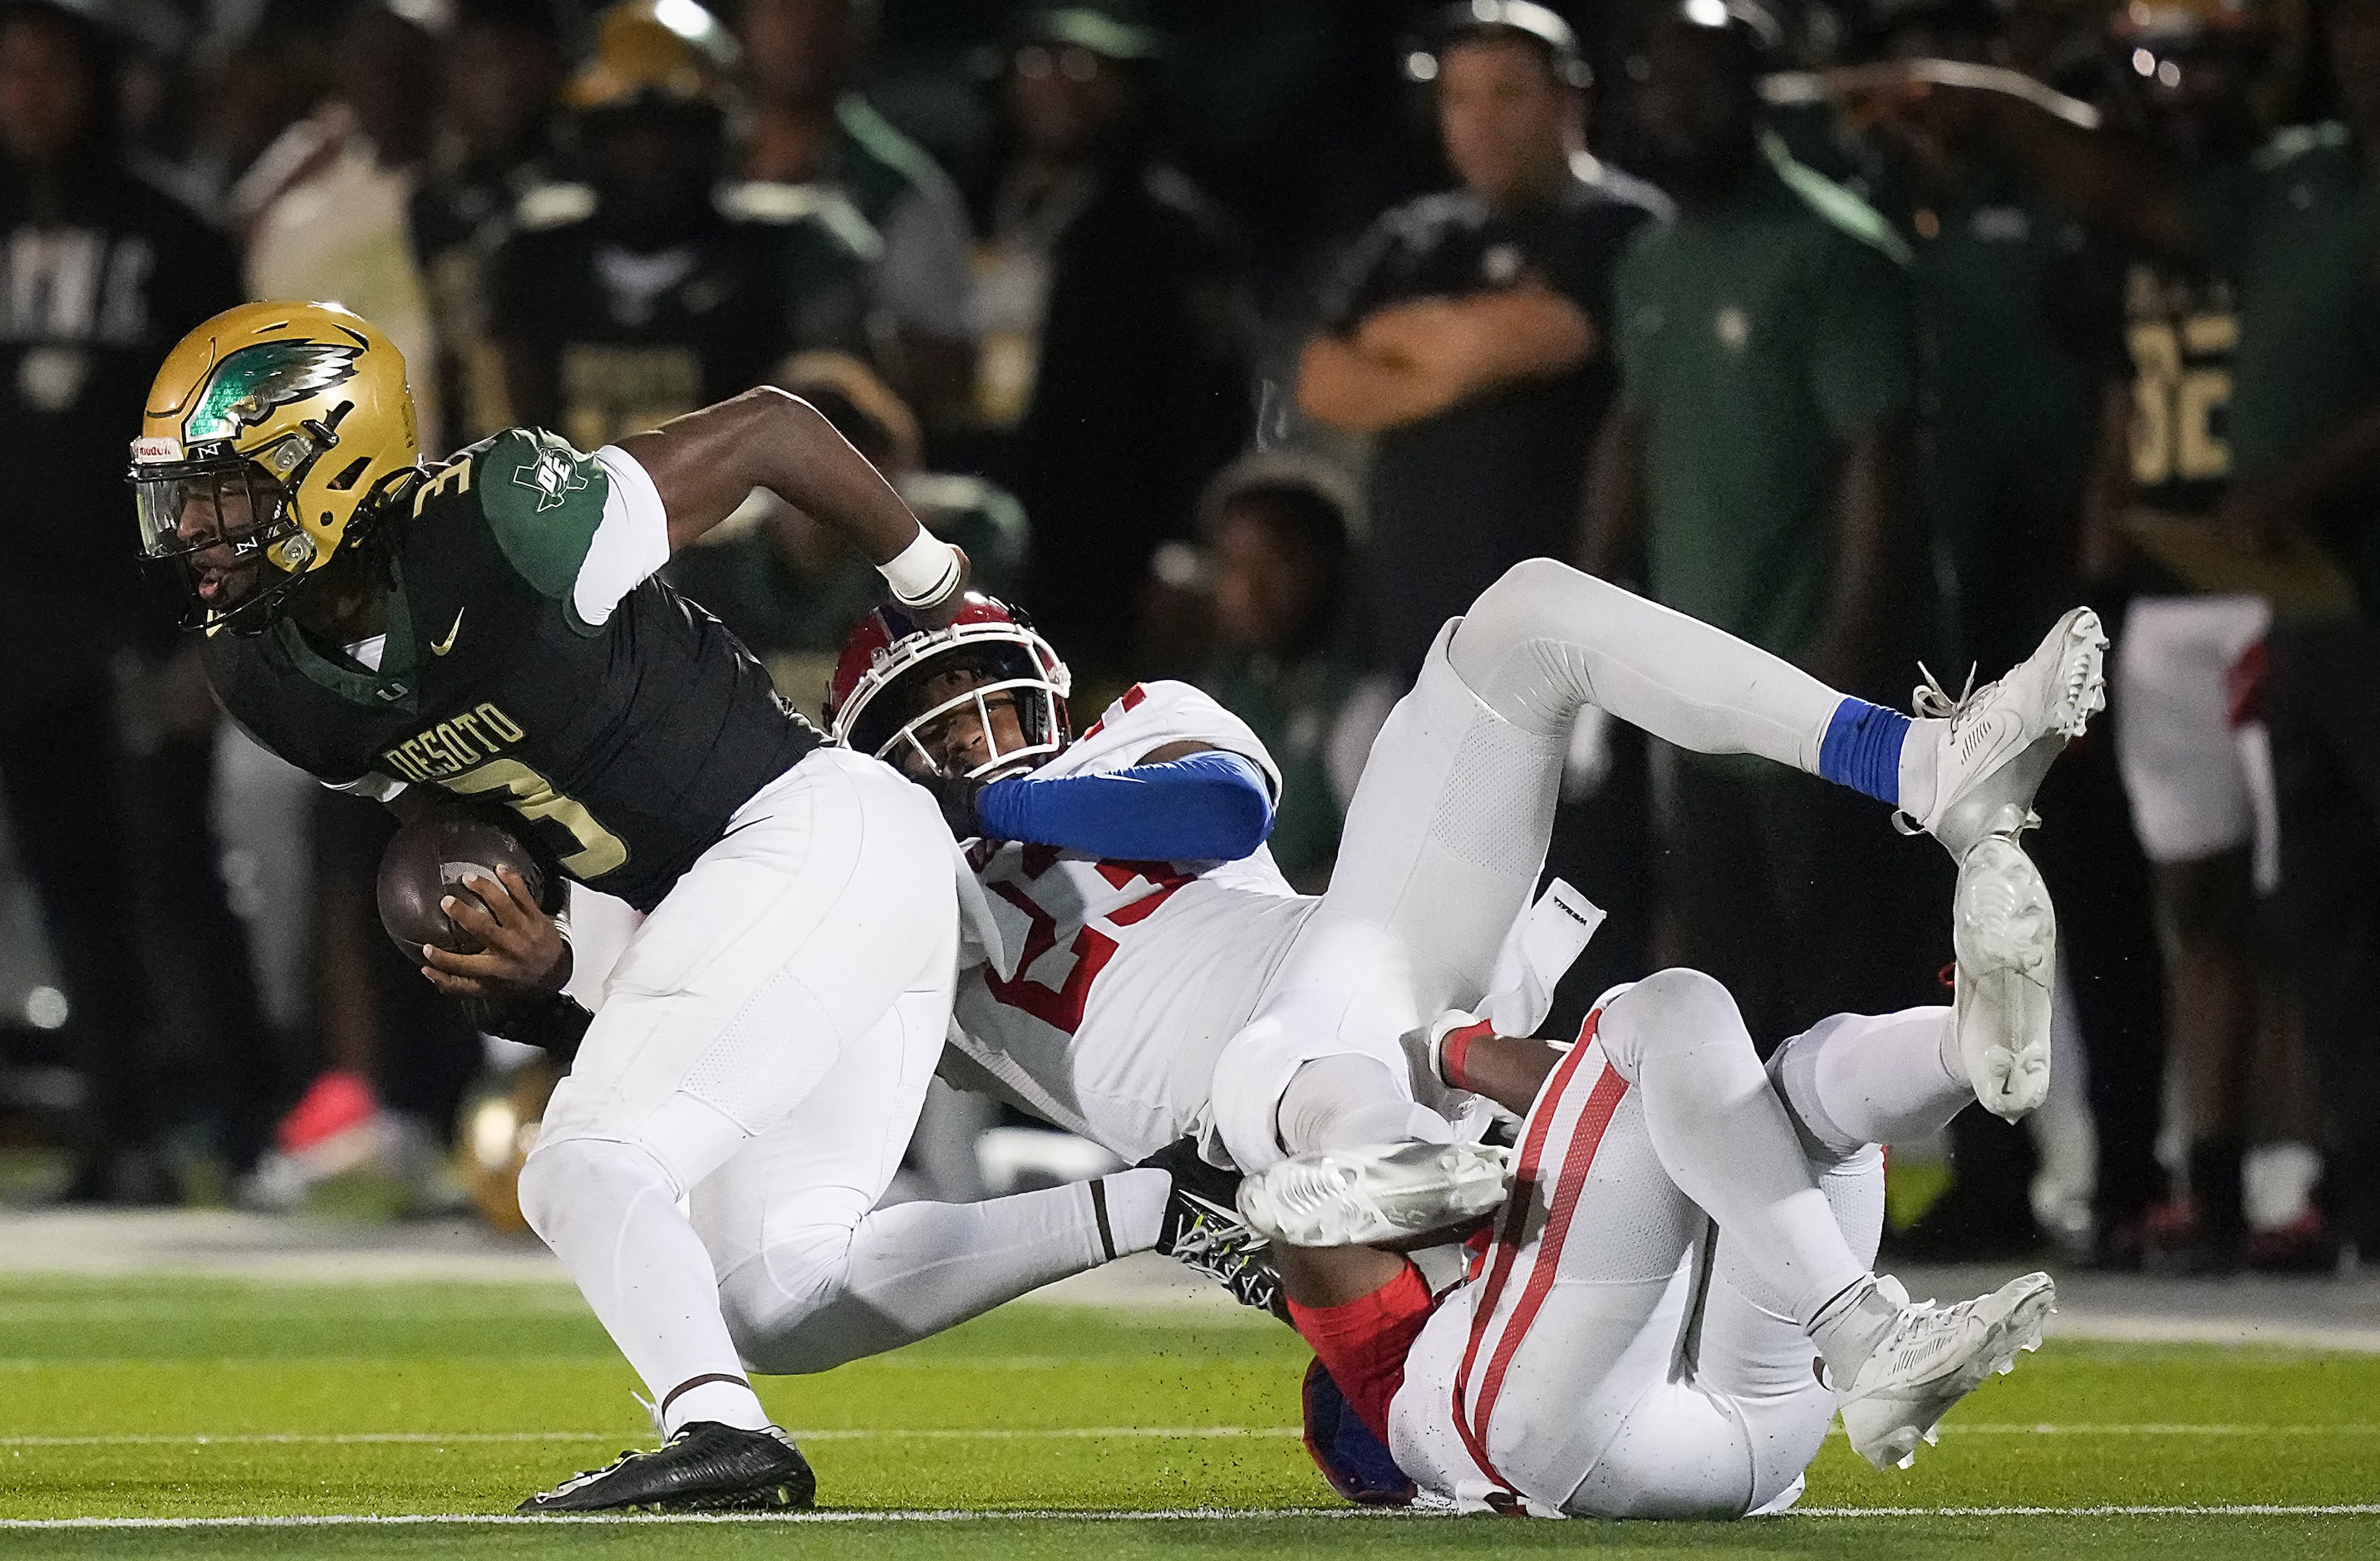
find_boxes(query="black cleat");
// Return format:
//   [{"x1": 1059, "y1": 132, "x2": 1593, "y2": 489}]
[
  {"x1": 1139, "y1": 1138, "x2": 1291, "y2": 1324},
  {"x1": 516, "y1": 1421, "x2": 816, "y2": 1514}
]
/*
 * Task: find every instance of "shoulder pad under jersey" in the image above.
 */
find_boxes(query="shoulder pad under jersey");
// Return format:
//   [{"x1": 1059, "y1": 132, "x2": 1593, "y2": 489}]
[
  {"x1": 2251, "y1": 121, "x2": 2353, "y2": 174},
  {"x1": 514, "y1": 182, "x2": 597, "y2": 231},
  {"x1": 715, "y1": 180, "x2": 883, "y2": 261}
]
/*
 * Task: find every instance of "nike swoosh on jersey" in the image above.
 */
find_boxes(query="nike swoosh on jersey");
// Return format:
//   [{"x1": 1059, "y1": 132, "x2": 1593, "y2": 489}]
[{"x1": 431, "y1": 608, "x2": 465, "y2": 656}]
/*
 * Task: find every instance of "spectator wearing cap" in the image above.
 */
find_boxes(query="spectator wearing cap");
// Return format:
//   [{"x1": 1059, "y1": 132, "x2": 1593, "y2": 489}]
[
  {"x1": 489, "y1": 0, "x2": 874, "y2": 453},
  {"x1": 971, "y1": 1, "x2": 1250, "y2": 695},
  {"x1": 1297, "y1": 0, "x2": 1667, "y2": 687},
  {"x1": 1581, "y1": 0, "x2": 1936, "y2": 1041},
  {"x1": 1886, "y1": 0, "x2": 2380, "y2": 1263},
  {"x1": 409, "y1": 0, "x2": 568, "y2": 450},
  {"x1": 734, "y1": 0, "x2": 979, "y2": 436},
  {"x1": 1184, "y1": 455, "x2": 1394, "y2": 892}
]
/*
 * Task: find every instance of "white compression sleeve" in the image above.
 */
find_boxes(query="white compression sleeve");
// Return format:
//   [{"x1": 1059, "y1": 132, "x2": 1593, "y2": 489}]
[
  {"x1": 577, "y1": 445, "x2": 673, "y2": 627},
  {"x1": 716, "y1": 1169, "x2": 1169, "y2": 1376},
  {"x1": 1445, "y1": 559, "x2": 1843, "y2": 770},
  {"x1": 517, "y1": 1136, "x2": 771, "y2": 1435}
]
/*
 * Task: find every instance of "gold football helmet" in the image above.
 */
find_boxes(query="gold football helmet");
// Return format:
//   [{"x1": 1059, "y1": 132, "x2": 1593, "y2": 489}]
[
  {"x1": 130, "y1": 301, "x2": 419, "y2": 631},
  {"x1": 563, "y1": 0, "x2": 740, "y2": 116}
]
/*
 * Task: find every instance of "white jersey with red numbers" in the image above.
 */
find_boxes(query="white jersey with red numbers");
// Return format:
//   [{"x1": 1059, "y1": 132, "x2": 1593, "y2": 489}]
[{"x1": 947, "y1": 681, "x2": 1321, "y2": 1160}]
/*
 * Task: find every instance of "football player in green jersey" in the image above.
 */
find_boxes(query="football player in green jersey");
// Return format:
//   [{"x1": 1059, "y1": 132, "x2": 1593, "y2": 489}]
[{"x1": 128, "y1": 298, "x2": 1175, "y2": 1514}]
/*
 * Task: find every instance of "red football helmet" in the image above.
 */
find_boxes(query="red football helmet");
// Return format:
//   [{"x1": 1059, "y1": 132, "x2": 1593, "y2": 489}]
[{"x1": 826, "y1": 593, "x2": 1074, "y2": 780}]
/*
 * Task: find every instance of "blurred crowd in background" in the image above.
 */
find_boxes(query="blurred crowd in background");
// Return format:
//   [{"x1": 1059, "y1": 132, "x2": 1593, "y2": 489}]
[{"x1": 0, "y1": 0, "x2": 2374, "y2": 1281}]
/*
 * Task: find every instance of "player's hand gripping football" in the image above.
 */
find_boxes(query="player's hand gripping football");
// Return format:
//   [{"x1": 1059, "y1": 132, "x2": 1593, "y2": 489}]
[{"x1": 420, "y1": 868, "x2": 572, "y2": 1007}]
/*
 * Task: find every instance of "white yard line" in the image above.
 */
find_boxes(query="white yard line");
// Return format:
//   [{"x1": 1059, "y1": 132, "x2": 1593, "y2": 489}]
[
  {"x1": 9, "y1": 1422, "x2": 2378, "y2": 1449},
  {"x1": 1, "y1": 1504, "x2": 2377, "y2": 1529},
  {"x1": 0, "y1": 1427, "x2": 1305, "y2": 1448},
  {"x1": 1791, "y1": 1505, "x2": 2380, "y2": 1518}
]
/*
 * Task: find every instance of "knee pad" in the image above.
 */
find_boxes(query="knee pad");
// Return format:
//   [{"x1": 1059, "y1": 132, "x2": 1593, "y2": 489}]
[
  {"x1": 714, "y1": 1226, "x2": 861, "y2": 1376},
  {"x1": 1447, "y1": 559, "x2": 1608, "y2": 738},
  {"x1": 1460, "y1": 559, "x2": 1589, "y2": 654},
  {"x1": 1764, "y1": 1020, "x2": 1864, "y2": 1163},
  {"x1": 1596, "y1": 968, "x2": 1745, "y2": 1085},
  {"x1": 1275, "y1": 1054, "x2": 1448, "y2": 1159},
  {"x1": 516, "y1": 1135, "x2": 676, "y2": 1245}
]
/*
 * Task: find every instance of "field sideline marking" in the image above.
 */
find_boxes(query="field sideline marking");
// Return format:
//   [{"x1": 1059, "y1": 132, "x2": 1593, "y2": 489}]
[
  {"x1": 0, "y1": 1427, "x2": 1308, "y2": 1448},
  {"x1": 4, "y1": 1504, "x2": 2380, "y2": 1529},
  {"x1": 10, "y1": 1423, "x2": 2380, "y2": 1449}
]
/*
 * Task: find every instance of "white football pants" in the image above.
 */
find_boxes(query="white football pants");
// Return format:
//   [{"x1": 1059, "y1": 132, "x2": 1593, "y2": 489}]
[
  {"x1": 519, "y1": 747, "x2": 960, "y2": 1432},
  {"x1": 1210, "y1": 559, "x2": 1847, "y2": 1171},
  {"x1": 1390, "y1": 973, "x2": 1963, "y2": 1518}
]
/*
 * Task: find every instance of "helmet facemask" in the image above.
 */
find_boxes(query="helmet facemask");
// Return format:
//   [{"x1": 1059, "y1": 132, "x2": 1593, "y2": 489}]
[
  {"x1": 131, "y1": 442, "x2": 317, "y2": 633},
  {"x1": 854, "y1": 645, "x2": 1069, "y2": 783}
]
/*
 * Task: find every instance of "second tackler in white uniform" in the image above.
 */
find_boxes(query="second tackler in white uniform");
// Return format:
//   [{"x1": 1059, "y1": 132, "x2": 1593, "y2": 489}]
[{"x1": 947, "y1": 682, "x2": 1318, "y2": 1160}]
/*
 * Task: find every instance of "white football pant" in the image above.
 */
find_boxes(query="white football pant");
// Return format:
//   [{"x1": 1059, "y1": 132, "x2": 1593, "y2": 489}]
[
  {"x1": 1211, "y1": 559, "x2": 1846, "y2": 1172},
  {"x1": 1390, "y1": 972, "x2": 1960, "y2": 1518}
]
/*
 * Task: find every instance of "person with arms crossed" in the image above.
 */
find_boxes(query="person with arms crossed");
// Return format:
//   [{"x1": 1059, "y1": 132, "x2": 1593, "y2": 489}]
[{"x1": 1297, "y1": 0, "x2": 1666, "y2": 685}]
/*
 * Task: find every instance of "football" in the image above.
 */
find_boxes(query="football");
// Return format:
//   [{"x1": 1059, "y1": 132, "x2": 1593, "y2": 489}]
[{"x1": 376, "y1": 811, "x2": 555, "y2": 961}]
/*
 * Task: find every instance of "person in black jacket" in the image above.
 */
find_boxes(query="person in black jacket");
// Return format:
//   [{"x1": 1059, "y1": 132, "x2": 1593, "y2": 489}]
[
  {"x1": 0, "y1": 0, "x2": 269, "y2": 1200},
  {"x1": 973, "y1": 2, "x2": 1251, "y2": 691}
]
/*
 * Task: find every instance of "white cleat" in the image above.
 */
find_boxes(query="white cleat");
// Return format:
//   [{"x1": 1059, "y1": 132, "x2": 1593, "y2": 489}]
[
  {"x1": 1901, "y1": 607, "x2": 2108, "y2": 860},
  {"x1": 1235, "y1": 1140, "x2": 1514, "y2": 1248},
  {"x1": 1954, "y1": 833, "x2": 2057, "y2": 1121},
  {"x1": 1835, "y1": 1271, "x2": 2056, "y2": 1471}
]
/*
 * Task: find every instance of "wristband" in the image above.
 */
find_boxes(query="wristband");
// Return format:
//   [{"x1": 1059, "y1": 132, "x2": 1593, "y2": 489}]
[
  {"x1": 460, "y1": 989, "x2": 595, "y2": 1065},
  {"x1": 1437, "y1": 1014, "x2": 1496, "y2": 1093},
  {"x1": 878, "y1": 527, "x2": 963, "y2": 608}
]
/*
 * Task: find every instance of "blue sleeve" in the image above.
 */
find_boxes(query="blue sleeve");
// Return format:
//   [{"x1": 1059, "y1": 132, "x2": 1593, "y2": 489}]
[{"x1": 974, "y1": 749, "x2": 1276, "y2": 862}]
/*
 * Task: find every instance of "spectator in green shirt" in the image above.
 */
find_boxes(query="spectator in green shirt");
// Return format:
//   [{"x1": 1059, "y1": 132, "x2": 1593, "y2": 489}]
[
  {"x1": 735, "y1": 0, "x2": 979, "y2": 436},
  {"x1": 1846, "y1": 0, "x2": 2172, "y2": 1267},
  {"x1": 1856, "y1": 0, "x2": 2380, "y2": 1254},
  {"x1": 1188, "y1": 454, "x2": 1393, "y2": 893},
  {"x1": 1581, "y1": 0, "x2": 1938, "y2": 1044}
]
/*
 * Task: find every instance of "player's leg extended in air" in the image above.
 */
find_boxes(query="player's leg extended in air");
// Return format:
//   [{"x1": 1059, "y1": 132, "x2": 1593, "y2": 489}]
[
  {"x1": 1223, "y1": 556, "x2": 2103, "y2": 1243},
  {"x1": 695, "y1": 557, "x2": 2102, "y2": 1374},
  {"x1": 1268, "y1": 958, "x2": 2056, "y2": 1515}
]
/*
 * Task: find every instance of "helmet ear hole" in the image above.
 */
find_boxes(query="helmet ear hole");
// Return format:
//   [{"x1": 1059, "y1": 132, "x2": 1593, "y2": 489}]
[{"x1": 325, "y1": 455, "x2": 372, "y2": 491}]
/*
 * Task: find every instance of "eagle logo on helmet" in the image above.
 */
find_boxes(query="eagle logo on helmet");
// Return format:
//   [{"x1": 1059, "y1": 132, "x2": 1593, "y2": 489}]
[{"x1": 181, "y1": 341, "x2": 362, "y2": 445}]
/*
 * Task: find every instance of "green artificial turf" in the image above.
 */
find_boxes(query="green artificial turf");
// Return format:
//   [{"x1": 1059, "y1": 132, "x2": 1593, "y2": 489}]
[{"x1": 2, "y1": 1275, "x2": 2376, "y2": 1559}]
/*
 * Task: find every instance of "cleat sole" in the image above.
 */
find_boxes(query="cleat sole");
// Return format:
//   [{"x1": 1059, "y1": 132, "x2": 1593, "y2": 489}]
[
  {"x1": 1954, "y1": 837, "x2": 2057, "y2": 1121},
  {"x1": 1239, "y1": 1141, "x2": 1513, "y2": 1248}
]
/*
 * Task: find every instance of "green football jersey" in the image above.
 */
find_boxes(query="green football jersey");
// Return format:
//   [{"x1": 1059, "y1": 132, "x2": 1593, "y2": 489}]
[
  {"x1": 205, "y1": 429, "x2": 822, "y2": 911},
  {"x1": 1613, "y1": 136, "x2": 1920, "y2": 663}
]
